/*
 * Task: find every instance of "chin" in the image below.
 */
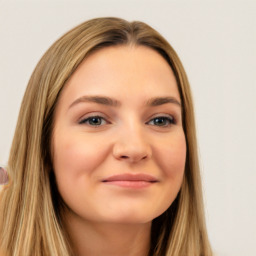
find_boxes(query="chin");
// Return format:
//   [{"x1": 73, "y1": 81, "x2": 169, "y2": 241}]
[{"x1": 99, "y1": 209, "x2": 161, "y2": 225}]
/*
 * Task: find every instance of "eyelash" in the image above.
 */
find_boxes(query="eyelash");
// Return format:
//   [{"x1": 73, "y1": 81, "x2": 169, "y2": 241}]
[
  {"x1": 79, "y1": 115, "x2": 176, "y2": 127},
  {"x1": 146, "y1": 116, "x2": 176, "y2": 127},
  {"x1": 79, "y1": 115, "x2": 108, "y2": 126}
]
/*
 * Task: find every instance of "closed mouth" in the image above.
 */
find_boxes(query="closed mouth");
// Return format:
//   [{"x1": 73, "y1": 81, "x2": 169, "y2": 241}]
[
  {"x1": 102, "y1": 173, "x2": 158, "y2": 183},
  {"x1": 102, "y1": 173, "x2": 158, "y2": 188}
]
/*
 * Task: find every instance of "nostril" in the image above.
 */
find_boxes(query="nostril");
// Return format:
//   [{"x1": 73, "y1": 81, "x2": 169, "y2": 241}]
[
  {"x1": 112, "y1": 141, "x2": 152, "y2": 162},
  {"x1": 119, "y1": 154, "x2": 148, "y2": 162}
]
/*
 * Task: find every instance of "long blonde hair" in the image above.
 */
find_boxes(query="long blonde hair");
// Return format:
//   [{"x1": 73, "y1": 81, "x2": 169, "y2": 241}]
[{"x1": 0, "y1": 17, "x2": 212, "y2": 256}]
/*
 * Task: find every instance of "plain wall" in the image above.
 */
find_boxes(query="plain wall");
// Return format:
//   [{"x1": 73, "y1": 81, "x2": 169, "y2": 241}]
[{"x1": 0, "y1": 0, "x2": 255, "y2": 255}]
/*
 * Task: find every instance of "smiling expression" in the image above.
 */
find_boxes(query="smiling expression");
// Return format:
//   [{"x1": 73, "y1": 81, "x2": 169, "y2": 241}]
[{"x1": 52, "y1": 45, "x2": 186, "y2": 224}]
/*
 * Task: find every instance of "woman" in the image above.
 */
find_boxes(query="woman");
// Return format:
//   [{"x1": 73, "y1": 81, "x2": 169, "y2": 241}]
[{"x1": 0, "y1": 17, "x2": 212, "y2": 255}]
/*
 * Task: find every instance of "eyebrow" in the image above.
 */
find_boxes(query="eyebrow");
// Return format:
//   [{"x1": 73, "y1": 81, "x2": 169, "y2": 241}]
[
  {"x1": 69, "y1": 96, "x2": 121, "y2": 109},
  {"x1": 69, "y1": 95, "x2": 181, "y2": 109},
  {"x1": 146, "y1": 97, "x2": 181, "y2": 107}
]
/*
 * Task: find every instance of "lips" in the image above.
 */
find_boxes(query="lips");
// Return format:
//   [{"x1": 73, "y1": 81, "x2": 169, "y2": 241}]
[{"x1": 102, "y1": 173, "x2": 158, "y2": 188}]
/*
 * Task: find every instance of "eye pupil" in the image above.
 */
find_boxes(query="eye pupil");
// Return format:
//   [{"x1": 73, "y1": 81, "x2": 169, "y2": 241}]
[
  {"x1": 89, "y1": 117, "x2": 102, "y2": 125},
  {"x1": 154, "y1": 117, "x2": 166, "y2": 126}
]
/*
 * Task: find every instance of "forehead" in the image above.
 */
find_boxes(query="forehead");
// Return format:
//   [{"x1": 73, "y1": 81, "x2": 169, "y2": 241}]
[{"x1": 58, "y1": 45, "x2": 180, "y2": 107}]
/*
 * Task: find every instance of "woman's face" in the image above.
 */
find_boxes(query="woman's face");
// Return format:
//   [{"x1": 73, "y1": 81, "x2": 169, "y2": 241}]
[{"x1": 52, "y1": 45, "x2": 186, "y2": 224}]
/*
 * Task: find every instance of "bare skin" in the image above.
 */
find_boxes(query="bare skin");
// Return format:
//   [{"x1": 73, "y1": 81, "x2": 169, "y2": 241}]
[
  {"x1": 65, "y1": 211, "x2": 151, "y2": 256},
  {"x1": 52, "y1": 45, "x2": 186, "y2": 255}
]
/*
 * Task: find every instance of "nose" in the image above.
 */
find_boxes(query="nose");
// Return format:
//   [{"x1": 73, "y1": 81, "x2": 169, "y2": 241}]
[{"x1": 112, "y1": 126, "x2": 152, "y2": 163}]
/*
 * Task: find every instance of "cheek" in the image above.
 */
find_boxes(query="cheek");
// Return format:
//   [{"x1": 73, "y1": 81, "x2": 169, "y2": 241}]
[
  {"x1": 148, "y1": 132, "x2": 186, "y2": 218},
  {"x1": 156, "y1": 133, "x2": 187, "y2": 179},
  {"x1": 52, "y1": 133, "x2": 109, "y2": 182},
  {"x1": 52, "y1": 133, "x2": 112, "y2": 214}
]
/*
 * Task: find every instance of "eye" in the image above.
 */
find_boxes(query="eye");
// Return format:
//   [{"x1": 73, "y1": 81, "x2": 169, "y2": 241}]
[
  {"x1": 79, "y1": 115, "x2": 108, "y2": 126},
  {"x1": 147, "y1": 116, "x2": 175, "y2": 127}
]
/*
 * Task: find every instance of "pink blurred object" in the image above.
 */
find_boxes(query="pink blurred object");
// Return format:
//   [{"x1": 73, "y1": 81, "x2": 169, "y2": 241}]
[{"x1": 0, "y1": 167, "x2": 8, "y2": 185}]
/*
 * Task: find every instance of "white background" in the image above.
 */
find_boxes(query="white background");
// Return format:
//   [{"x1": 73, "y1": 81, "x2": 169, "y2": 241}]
[{"x1": 0, "y1": 0, "x2": 255, "y2": 255}]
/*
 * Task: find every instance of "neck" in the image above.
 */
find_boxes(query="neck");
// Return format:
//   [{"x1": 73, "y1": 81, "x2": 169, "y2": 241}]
[{"x1": 64, "y1": 212, "x2": 151, "y2": 256}]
